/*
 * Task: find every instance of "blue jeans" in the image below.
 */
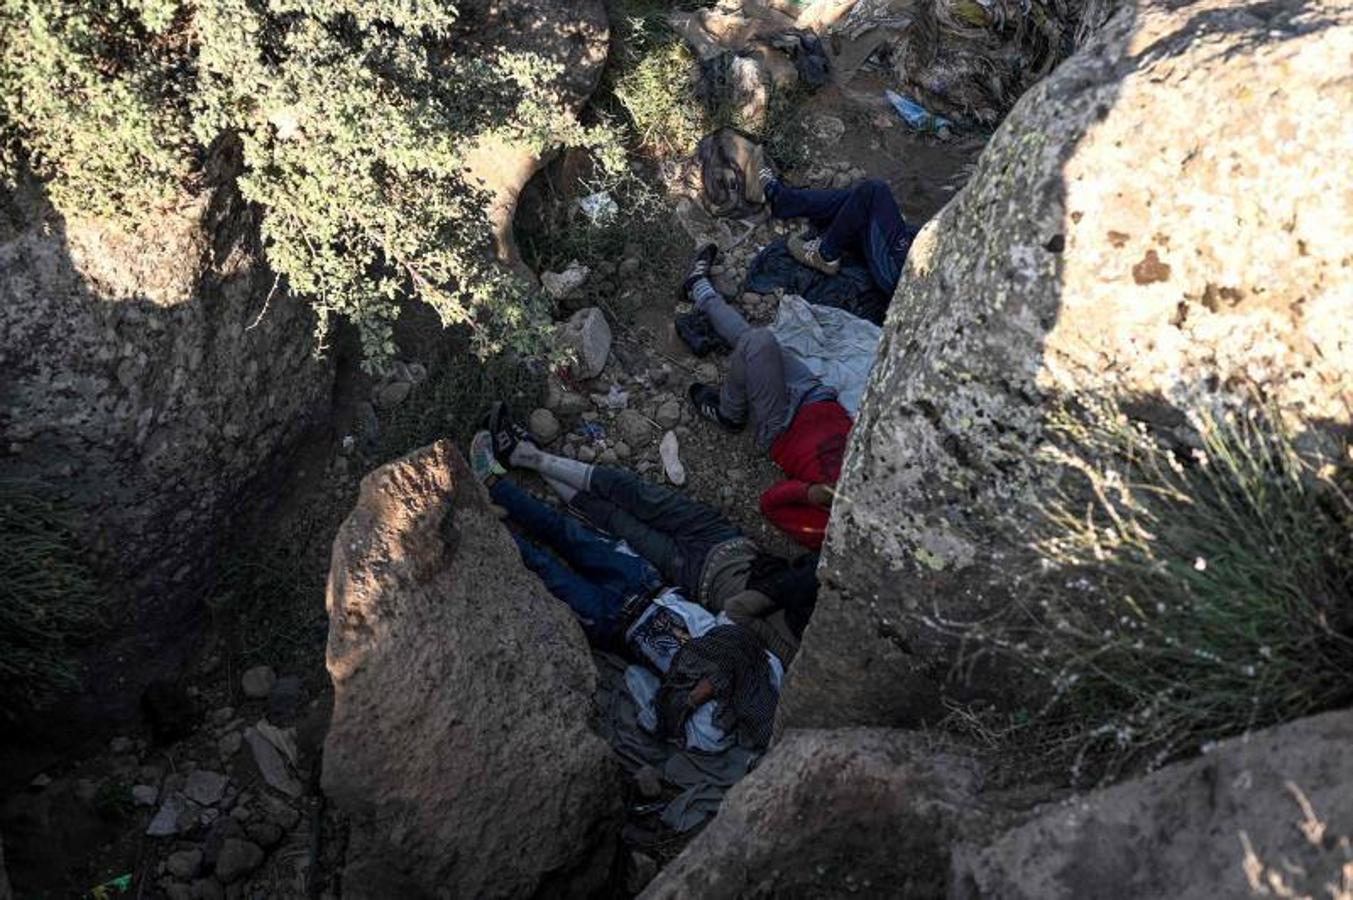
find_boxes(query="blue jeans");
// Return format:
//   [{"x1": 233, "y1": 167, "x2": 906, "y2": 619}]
[
  {"x1": 491, "y1": 479, "x2": 661, "y2": 639},
  {"x1": 768, "y1": 178, "x2": 913, "y2": 295}
]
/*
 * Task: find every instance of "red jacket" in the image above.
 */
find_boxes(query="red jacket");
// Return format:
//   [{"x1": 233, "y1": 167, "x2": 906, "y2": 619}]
[{"x1": 762, "y1": 400, "x2": 852, "y2": 549}]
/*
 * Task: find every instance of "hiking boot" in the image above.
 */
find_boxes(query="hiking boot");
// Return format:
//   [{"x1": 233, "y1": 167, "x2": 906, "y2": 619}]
[
  {"x1": 678, "y1": 242, "x2": 719, "y2": 303},
  {"x1": 481, "y1": 400, "x2": 534, "y2": 465},
  {"x1": 469, "y1": 430, "x2": 507, "y2": 483},
  {"x1": 788, "y1": 233, "x2": 841, "y2": 276},
  {"x1": 687, "y1": 382, "x2": 743, "y2": 433}
]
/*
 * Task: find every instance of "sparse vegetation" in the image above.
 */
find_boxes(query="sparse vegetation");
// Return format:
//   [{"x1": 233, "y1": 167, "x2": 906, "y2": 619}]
[
  {"x1": 0, "y1": 0, "x2": 626, "y2": 368},
  {"x1": 934, "y1": 397, "x2": 1353, "y2": 782},
  {"x1": 0, "y1": 477, "x2": 103, "y2": 716}
]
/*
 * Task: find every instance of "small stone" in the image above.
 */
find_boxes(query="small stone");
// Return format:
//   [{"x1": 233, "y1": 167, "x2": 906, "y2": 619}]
[
  {"x1": 541, "y1": 262, "x2": 589, "y2": 300},
  {"x1": 262, "y1": 794, "x2": 301, "y2": 831},
  {"x1": 618, "y1": 257, "x2": 641, "y2": 277},
  {"x1": 184, "y1": 770, "x2": 228, "y2": 806},
  {"x1": 615, "y1": 409, "x2": 655, "y2": 447},
  {"x1": 576, "y1": 445, "x2": 597, "y2": 463},
  {"x1": 218, "y1": 732, "x2": 242, "y2": 760},
  {"x1": 240, "y1": 666, "x2": 276, "y2": 699},
  {"x1": 147, "y1": 793, "x2": 193, "y2": 837},
  {"x1": 407, "y1": 362, "x2": 428, "y2": 384},
  {"x1": 654, "y1": 399, "x2": 681, "y2": 429},
  {"x1": 215, "y1": 838, "x2": 264, "y2": 884},
  {"x1": 229, "y1": 805, "x2": 251, "y2": 823},
  {"x1": 696, "y1": 362, "x2": 719, "y2": 383},
  {"x1": 132, "y1": 784, "x2": 159, "y2": 806},
  {"x1": 374, "y1": 380, "x2": 412, "y2": 410},
  {"x1": 29, "y1": 773, "x2": 51, "y2": 789},
  {"x1": 558, "y1": 307, "x2": 612, "y2": 380},
  {"x1": 210, "y1": 707, "x2": 235, "y2": 726},
  {"x1": 741, "y1": 292, "x2": 762, "y2": 307},
  {"x1": 613, "y1": 441, "x2": 631, "y2": 459},
  {"x1": 243, "y1": 726, "x2": 302, "y2": 797},
  {"x1": 649, "y1": 368, "x2": 669, "y2": 387},
  {"x1": 110, "y1": 736, "x2": 134, "y2": 754},
  {"x1": 528, "y1": 409, "x2": 561, "y2": 444},
  {"x1": 165, "y1": 884, "x2": 193, "y2": 900},
  {"x1": 599, "y1": 449, "x2": 618, "y2": 464},
  {"x1": 167, "y1": 849, "x2": 203, "y2": 879},
  {"x1": 660, "y1": 431, "x2": 686, "y2": 486},
  {"x1": 634, "y1": 765, "x2": 663, "y2": 799}
]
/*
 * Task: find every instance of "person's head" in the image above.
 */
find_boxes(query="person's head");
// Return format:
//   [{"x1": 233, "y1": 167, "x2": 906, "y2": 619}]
[{"x1": 749, "y1": 551, "x2": 820, "y2": 637}]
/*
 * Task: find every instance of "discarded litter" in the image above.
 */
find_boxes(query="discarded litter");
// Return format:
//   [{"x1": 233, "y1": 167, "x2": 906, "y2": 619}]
[
  {"x1": 577, "y1": 191, "x2": 619, "y2": 226},
  {"x1": 88, "y1": 873, "x2": 133, "y2": 898},
  {"x1": 885, "y1": 90, "x2": 954, "y2": 137}
]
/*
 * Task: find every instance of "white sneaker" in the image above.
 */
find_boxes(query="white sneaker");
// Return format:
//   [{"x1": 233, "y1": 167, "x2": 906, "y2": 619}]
[{"x1": 660, "y1": 430, "x2": 686, "y2": 486}]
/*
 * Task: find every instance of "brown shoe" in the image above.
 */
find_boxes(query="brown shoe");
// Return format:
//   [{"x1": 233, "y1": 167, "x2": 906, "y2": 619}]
[{"x1": 788, "y1": 233, "x2": 841, "y2": 276}]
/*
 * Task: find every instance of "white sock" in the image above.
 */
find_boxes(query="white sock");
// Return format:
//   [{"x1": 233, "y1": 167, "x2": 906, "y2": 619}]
[
  {"x1": 543, "y1": 475, "x2": 579, "y2": 503},
  {"x1": 512, "y1": 445, "x2": 593, "y2": 492}
]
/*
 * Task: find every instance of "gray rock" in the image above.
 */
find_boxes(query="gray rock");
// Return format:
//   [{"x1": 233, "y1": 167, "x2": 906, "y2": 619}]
[
  {"x1": 217, "y1": 732, "x2": 242, "y2": 760},
  {"x1": 214, "y1": 838, "x2": 263, "y2": 884},
  {"x1": 28, "y1": 773, "x2": 51, "y2": 789},
  {"x1": 164, "y1": 884, "x2": 192, "y2": 900},
  {"x1": 618, "y1": 258, "x2": 641, "y2": 278},
  {"x1": 541, "y1": 262, "x2": 589, "y2": 300},
  {"x1": 261, "y1": 794, "x2": 300, "y2": 831},
  {"x1": 642, "y1": 729, "x2": 995, "y2": 899},
  {"x1": 374, "y1": 380, "x2": 412, "y2": 410},
  {"x1": 613, "y1": 441, "x2": 631, "y2": 460},
  {"x1": 147, "y1": 793, "x2": 196, "y2": 837},
  {"x1": 576, "y1": 445, "x2": 597, "y2": 463},
  {"x1": 183, "y1": 770, "x2": 228, "y2": 806},
  {"x1": 695, "y1": 362, "x2": 718, "y2": 384},
  {"x1": 654, "y1": 399, "x2": 681, "y2": 429},
  {"x1": 528, "y1": 408, "x2": 561, "y2": 444},
  {"x1": 322, "y1": 441, "x2": 621, "y2": 898},
  {"x1": 190, "y1": 878, "x2": 224, "y2": 900},
  {"x1": 132, "y1": 784, "x2": 159, "y2": 806},
  {"x1": 954, "y1": 710, "x2": 1353, "y2": 899},
  {"x1": 598, "y1": 449, "x2": 618, "y2": 465},
  {"x1": 240, "y1": 665, "x2": 275, "y2": 699},
  {"x1": 614, "y1": 409, "x2": 655, "y2": 447},
  {"x1": 209, "y1": 707, "x2": 234, "y2": 726},
  {"x1": 246, "y1": 820, "x2": 283, "y2": 849},
  {"x1": 166, "y1": 849, "x2": 202, "y2": 879},
  {"x1": 557, "y1": 307, "x2": 612, "y2": 380},
  {"x1": 778, "y1": 0, "x2": 1353, "y2": 732},
  {"x1": 243, "y1": 727, "x2": 302, "y2": 798},
  {"x1": 109, "y1": 736, "x2": 134, "y2": 754},
  {"x1": 544, "y1": 379, "x2": 588, "y2": 416}
]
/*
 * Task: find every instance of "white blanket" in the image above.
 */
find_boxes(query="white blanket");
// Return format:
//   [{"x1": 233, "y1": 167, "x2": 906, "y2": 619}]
[{"x1": 771, "y1": 295, "x2": 881, "y2": 417}]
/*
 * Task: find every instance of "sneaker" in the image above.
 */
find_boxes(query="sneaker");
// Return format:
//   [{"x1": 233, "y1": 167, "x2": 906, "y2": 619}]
[
  {"x1": 747, "y1": 143, "x2": 777, "y2": 204},
  {"x1": 687, "y1": 382, "x2": 743, "y2": 433},
  {"x1": 481, "y1": 400, "x2": 534, "y2": 465},
  {"x1": 678, "y1": 242, "x2": 720, "y2": 303},
  {"x1": 788, "y1": 232, "x2": 841, "y2": 276},
  {"x1": 469, "y1": 430, "x2": 506, "y2": 483}
]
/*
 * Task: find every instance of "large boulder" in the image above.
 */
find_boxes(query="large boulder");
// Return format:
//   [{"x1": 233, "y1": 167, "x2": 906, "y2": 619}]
[
  {"x1": 641, "y1": 729, "x2": 999, "y2": 899},
  {"x1": 457, "y1": 0, "x2": 608, "y2": 279},
  {"x1": 0, "y1": 143, "x2": 333, "y2": 755},
  {"x1": 322, "y1": 440, "x2": 622, "y2": 898},
  {"x1": 777, "y1": 0, "x2": 1353, "y2": 730},
  {"x1": 952, "y1": 708, "x2": 1353, "y2": 898}
]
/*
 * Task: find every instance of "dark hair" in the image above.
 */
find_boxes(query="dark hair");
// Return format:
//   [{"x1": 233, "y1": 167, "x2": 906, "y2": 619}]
[{"x1": 748, "y1": 551, "x2": 820, "y2": 637}]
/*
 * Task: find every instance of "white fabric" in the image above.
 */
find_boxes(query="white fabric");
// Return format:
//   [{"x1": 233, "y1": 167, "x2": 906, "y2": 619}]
[{"x1": 770, "y1": 294, "x2": 881, "y2": 417}]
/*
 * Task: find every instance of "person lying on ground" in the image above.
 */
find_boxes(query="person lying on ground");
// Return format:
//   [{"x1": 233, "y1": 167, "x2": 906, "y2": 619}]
[
  {"x1": 481, "y1": 402, "x2": 818, "y2": 649},
  {"x1": 678, "y1": 243, "x2": 852, "y2": 551},
  {"x1": 744, "y1": 146, "x2": 916, "y2": 296},
  {"x1": 469, "y1": 430, "x2": 783, "y2": 752}
]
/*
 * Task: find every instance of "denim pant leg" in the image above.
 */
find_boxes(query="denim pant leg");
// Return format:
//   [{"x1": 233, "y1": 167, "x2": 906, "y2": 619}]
[
  {"x1": 510, "y1": 533, "x2": 619, "y2": 639},
  {"x1": 694, "y1": 284, "x2": 752, "y2": 347},
  {"x1": 491, "y1": 480, "x2": 659, "y2": 597},
  {"x1": 769, "y1": 184, "x2": 851, "y2": 224}
]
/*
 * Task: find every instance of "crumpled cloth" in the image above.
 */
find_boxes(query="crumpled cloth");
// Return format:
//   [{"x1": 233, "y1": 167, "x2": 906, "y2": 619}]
[
  {"x1": 593, "y1": 652, "x2": 761, "y2": 832},
  {"x1": 770, "y1": 295, "x2": 882, "y2": 417},
  {"x1": 745, "y1": 237, "x2": 891, "y2": 325},
  {"x1": 657, "y1": 625, "x2": 777, "y2": 750}
]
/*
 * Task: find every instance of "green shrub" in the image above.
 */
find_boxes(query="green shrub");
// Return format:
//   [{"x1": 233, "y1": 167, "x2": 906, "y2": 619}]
[
  {"x1": 0, "y1": 0, "x2": 625, "y2": 368},
  {"x1": 941, "y1": 398, "x2": 1353, "y2": 782},
  {"x1": 0, "y1": 478, "x2": 103, "y2": 717}
]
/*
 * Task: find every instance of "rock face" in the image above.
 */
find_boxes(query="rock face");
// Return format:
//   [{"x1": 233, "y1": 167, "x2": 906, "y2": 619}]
[
  {"x1": 778, "y1": 0, "x2": 1353, "y2": 730},
  {"x1": 457, "y1": 0, "x2": 608, "y2": 278},
  {"x1": 952, "y1": 709, "x2": 1353, "y2": 899},
  {"x1": 0, "y1": 144, "x2": 333, "y2": 746},
  {"x1": 641, "y1": 729, "x2": 996, "y2": 899},
  {"x1": 322, "y1": 441, "x2": 621, "y2": 898}
]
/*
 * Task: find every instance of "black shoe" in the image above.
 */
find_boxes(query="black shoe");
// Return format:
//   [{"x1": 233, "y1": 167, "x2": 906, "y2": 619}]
[
  {"x1": 687, "y1": 382, "x2": 743, "y2": 433},
  {"x1": 678, "y1": 243, "x2": 719, "y2": 303},
  {"x1": 482, "y1": 400, "x2": 534, "y2": 465}
]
